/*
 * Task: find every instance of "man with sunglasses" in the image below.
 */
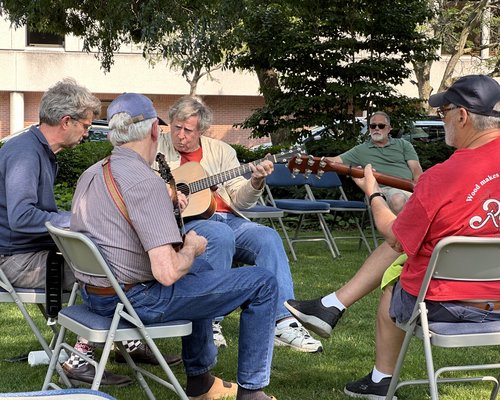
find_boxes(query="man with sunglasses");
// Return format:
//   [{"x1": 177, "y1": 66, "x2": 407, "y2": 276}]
[
  {"x1": 287, "y1": 74, "x2": 500, "y2": 398},
  {"x1": 327, "y1": 111, "x2": 423, "y2": 214}
]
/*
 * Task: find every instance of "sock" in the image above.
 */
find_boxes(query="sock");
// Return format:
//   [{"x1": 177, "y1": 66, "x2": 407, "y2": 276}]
[
  {"x1": 122, "y1": 339, "x2": 141, "y2": 352},
  {"x1": 321, "y1": 292, "x2": 346, "y2": 311},
  {"x1": 65, "y1": 339, "x2": 93, "y2": 369},
  {"x1": 276, "y1": 317, "x2": 297, "y2": 330},
  {"x1": 186, "y1": 372, "x2": 215, "y2": 397},
  {"x1": 371, "y1": 366, "x2": 392, "y2": 383},
  {"x1": 237, "y1": 387, "x2": 272, "y2": 400}
]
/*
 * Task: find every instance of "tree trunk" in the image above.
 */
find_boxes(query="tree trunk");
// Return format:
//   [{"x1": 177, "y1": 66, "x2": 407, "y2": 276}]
[
  {"x1": 412, "y1": 60, "x2": 433, "y2": 113},
  {"x1": 255, "y1": 67, "x2": 292, "y2": 145}
]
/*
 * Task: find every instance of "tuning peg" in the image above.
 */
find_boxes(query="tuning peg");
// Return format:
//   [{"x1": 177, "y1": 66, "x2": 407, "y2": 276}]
[
  {"x1": 319, "y1": 156, "x2": 326, "y2": 168},
  {"x1": 307, "y1": 155, "x2": 315, "y2": 166},
  {"x1": 294, "y1": 156, "x2": 303, "y2": 165},
  {"x1": 291, "y1": 168, "x2": 300, "y2": 176},
  {"x1": 304, "y1": 169, "x2": 312, "y2": 178},
  {"x1": 317, "y1": 170, "x2": 324, "y2": 178}
]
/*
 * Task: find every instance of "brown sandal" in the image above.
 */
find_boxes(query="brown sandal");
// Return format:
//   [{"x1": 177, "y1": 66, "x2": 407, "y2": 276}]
[{"x1": 188, "y1": 376, "x2": 238, "y2": 400}]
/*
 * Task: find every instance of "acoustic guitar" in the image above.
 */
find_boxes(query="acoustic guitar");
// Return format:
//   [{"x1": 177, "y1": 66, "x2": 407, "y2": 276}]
[
  {"x1": 287, "y1": 155, "x2": 415, "y2": 192},
  {"x1": 171, "y1": 147, "x2": 304, "y2": 220}
]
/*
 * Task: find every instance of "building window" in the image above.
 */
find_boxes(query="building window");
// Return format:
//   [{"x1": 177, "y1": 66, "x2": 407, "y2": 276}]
[{"x1": 26, "y1": 29, "x2": 64, "y2": 47}]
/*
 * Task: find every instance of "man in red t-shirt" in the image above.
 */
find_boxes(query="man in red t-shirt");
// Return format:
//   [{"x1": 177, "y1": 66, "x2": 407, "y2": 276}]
[{"x1": 286, "y1": 74, "x2": 500, "y2": 398}]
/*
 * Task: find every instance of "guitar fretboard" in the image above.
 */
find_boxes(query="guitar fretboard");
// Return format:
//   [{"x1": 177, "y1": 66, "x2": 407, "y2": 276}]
[{"x1": 189, "y1": 160, "x2": 265, "y2": 194}]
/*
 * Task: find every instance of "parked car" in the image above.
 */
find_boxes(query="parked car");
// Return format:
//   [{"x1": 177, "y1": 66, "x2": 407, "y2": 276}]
[
  {"x1": 0, "y1": 126, "x2": 32, "y2": 144},
  {"x1": 396, "y1": 118, "x2": 445, "y2": 143},
  {"x1": 250, "y1": 118, "x2": 367, "y2": 151},
  {"x1": 85, "y1": 119, "x2": 109, "y2": 142},
  {"x1": 1, "y1": 120, "x2": 110, "y2": 145}
]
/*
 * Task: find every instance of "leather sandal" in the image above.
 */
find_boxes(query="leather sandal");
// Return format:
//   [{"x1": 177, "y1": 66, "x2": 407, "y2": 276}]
[{"x1": 188, "y1": 376, "x2": 237, "y2": 400}]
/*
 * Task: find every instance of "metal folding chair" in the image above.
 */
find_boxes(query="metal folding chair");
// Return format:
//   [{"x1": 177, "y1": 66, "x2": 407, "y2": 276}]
[
  {"x1": 264, "y1": 164, "x2": 337, "y2": 261},
  {"x1": 387, "y1": 236, "x2": 500, "y2": 400},
  {"x1": 0, "y1": 259, "x2": 71, "y2": 386},
  {"x1": 0, "y1": 388, "x2": 116, "y2": 400},
  {"x1": 303, "y1": 171, "x2": 372, "y2": 255},
  {"x1": 43, "y1": 222, "x2": 192, "y2": 400}
]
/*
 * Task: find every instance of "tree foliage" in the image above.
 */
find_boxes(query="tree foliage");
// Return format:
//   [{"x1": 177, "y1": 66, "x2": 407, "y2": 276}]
[
  {"x1": 233, "y1": 0, "x2": 437, "y2": 144},
  {"x1": 1, "y1": 0, "x2": 437, "y2": 144},
  {"x1": 413, "y1": 0, "x2": 500, "y2": 112}
]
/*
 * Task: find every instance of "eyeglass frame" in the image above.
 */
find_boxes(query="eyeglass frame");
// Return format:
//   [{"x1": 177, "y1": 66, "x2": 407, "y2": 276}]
[
  {"x1": 69, "y1": 116, "x2": 92, "y2": 131},
  {"x1": 436, "y1": 105, "x2": 459, "y2": 119},
  {"x1": 369, "y1": 123, "x2": 388, "y2": 130}
]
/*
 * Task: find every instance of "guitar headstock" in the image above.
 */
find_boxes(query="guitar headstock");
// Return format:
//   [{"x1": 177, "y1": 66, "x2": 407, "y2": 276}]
[
  {"x1": 287, "y1": 155, "x2": 327, "y2": 178},
  {"x1": 156, "y1": 152, "x2": 173, "y2": 182},
  {"x1": 266, "y1": 145, "x2": 306, "y2": 165}
]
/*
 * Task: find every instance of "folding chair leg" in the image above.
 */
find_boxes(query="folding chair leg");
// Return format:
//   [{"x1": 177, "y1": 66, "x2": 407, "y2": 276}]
[
  {"x1": 386, "y1": 329, "x2": 415, "y2": 399},
  {"x1": 367, "y1": 201, "x2": 379, "y2": 248},
  {"x1": 420, "y1": 303, "x2": 439, "y2": 400},
  {"x1": 277, "y1": 217, "x2": 297, "y2": 262},
  {"x1": 317, "y1": 214, "x2": 339, "y2": 259}
]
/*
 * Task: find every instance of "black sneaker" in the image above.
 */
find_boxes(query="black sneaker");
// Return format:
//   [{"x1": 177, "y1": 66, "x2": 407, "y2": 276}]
[
  {"x1": 344, "y1": 373, "x2": 396, "y2": 399},
  {"x1": 284, "y1": 298, "x2": 344, "y2": 338}
]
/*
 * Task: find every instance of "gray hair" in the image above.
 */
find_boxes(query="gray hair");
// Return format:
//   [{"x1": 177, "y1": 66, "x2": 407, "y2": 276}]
[
  {"x1": 467, "y1": 101, "x2": 500, "y2": 131},
  {"x1": 370, "y1": 111, "x2": 391, "y2": 126},
  {"x1": 39, "y1": 78, "x2": 101, "y2": 125},
  {"x1": 108, "y1": 113, "x2": 156, "y2": 146},
  {"x1": 168, "y1": 96, "x2": 213, "y2": 134}
]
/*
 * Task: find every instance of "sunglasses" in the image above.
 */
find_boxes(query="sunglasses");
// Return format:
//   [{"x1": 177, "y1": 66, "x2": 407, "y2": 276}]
[{"x1": 369, "y1": 123, "x2": 387, "y2": 130}]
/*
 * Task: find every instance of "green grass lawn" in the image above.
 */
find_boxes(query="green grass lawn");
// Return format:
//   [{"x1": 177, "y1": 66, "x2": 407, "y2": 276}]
[{"x1": 1, "y1": 232, "x2": 499, "y2": 399}]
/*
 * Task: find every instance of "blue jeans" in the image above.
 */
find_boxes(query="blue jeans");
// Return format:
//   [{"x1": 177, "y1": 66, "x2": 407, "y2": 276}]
[
  {"x1": 185, "y1": 212, "x2": 295, "y2": 321},
  {"x1": 81, "y1": 259, "x2": 278, "y2": 389}
]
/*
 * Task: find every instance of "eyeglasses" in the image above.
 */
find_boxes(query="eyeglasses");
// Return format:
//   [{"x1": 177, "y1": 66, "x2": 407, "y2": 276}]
[
  {"x1": 437, "y1": 105, "x2": 458, "y2": 119},
  {"x1": 70, "y1": 117, "x2": 92, "y2": 132},
  {"x1": 369, "y1": 123, "x2": 387, "y2": 130}
]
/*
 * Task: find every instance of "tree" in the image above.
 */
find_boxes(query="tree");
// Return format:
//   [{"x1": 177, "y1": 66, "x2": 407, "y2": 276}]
[
  {"x1": 0, "y1": 0, "x2": 438, "y2": 145},
  {"x1": 412, "y1": 0, "x2": 500, "y2": 112},
  {"x1": 233, "y1": 0, "x2": 437, "y2": 144}
]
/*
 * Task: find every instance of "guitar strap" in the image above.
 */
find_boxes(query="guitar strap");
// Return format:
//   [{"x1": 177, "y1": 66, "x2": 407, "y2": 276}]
[{"x1": 102, "y1": 157, "x2": 133, "y2": 226}]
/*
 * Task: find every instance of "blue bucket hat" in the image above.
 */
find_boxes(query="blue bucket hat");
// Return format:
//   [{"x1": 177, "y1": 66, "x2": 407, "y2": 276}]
[
  {"x1": 107, "y1": 93, "x2": 167, "y2": 125},
  {"x1": 429, "y1": 75, "x2": 500, "y2": 117}
]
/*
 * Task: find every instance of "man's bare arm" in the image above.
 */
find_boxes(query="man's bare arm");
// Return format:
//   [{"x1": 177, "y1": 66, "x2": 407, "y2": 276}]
[{"x1": 148, "y1": 230, "x2": 207, "y2": 286}]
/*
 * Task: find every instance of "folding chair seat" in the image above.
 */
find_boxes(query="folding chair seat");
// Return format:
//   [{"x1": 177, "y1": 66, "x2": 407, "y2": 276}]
[
  {"x1": 264, "y1": 164, "x2": 337, "y2": 261},
  {"x1": 386, "y1": 236, "x2": 500, "y2": 400},
  {"x1": 43, "y1": 222, "x2": 192, "y2": 400},
  {"x1": 303, "y1": 171, "x2": 372, "y2": 256}
]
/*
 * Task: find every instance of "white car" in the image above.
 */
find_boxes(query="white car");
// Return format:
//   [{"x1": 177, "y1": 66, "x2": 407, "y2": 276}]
[{"x1": 398, "y1": 119, "x2": 445, "y2": 142}]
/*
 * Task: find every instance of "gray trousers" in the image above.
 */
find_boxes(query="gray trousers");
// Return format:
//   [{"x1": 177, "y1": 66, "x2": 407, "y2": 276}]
[{"x1": 0, "y1": 251, "x2": 75, "y2": 291}]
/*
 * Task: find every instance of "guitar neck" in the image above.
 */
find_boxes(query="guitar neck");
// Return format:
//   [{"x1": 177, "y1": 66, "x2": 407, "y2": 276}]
[
  {"x1": 324, "y1": 160, "x2": 415, "y2": 192},
  {"x1": 188, "y1": 156, "x2": 279, "y2": 194}
]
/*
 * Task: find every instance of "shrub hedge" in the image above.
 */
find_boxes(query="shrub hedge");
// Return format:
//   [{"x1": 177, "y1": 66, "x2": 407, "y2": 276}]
[{"x1": 1, "y1": 138, "x2": 454, "y2": 216}]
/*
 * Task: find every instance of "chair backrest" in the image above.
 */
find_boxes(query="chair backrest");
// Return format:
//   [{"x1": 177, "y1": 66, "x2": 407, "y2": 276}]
[
  {"x1": 303, "y1": 171, "x2": 342, "y2": 189},
  {"x1": 45, "y1": 222, "x2": 134, "y2": 318},
  {"x1": 416, "y1": 236, "x2": 500, "y2": 305},
  {"x1": 266, "y1": 163, "x2": 308, "y2": 187}
]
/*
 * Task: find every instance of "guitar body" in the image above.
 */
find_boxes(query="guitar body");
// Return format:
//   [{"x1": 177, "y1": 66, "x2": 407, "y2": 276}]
[
  {"x1": 167, "y1": 146, "x2": 304, "y2": 220},
  {"x1": 172, "y1": 162, "x2": 217, "y2": 220}
]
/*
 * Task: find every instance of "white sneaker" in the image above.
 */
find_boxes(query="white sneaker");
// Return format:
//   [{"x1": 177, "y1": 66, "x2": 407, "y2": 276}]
[
  {"x1": 274, "y1": 321, "x2": 323, "y2": 353},
  {"x1": 212, "y1": 321, "x2": 227, "y2": 348}
]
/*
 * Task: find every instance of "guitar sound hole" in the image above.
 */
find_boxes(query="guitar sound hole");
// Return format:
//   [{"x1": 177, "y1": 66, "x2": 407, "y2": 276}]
[{"x1": 177, "y1": 183, "x2": 190, "y2": 196}]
